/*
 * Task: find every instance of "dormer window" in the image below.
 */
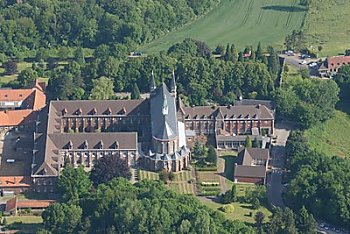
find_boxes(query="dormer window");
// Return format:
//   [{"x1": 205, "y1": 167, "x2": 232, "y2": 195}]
[
  {"x1": 90, "y1": 108, "x2": 97, "y2": 115},
  {"x1": 62, "y1": 108, "x2": 67, "y2": 116},
  {"x1": 67, "y1": 140, "x2": 73, "y2": 150},
  {"x1": 104, "y1": 108, "x2": 112, "y2": 115},
  {"x1": 98, "y1": 140, "x2": 103, "y2": 149},
  {"x1": 118, "y1": 107, "x2": 127, "y2": 115},
  {"x1": 83, "y1": 140, "x2": 88, "y2": 149},
  {"x1": 113, "y1": 141, "x2": 119, "y2": 149},
  {"x1": 76, "y1": 108, "x2": 82, "y2": 115}
]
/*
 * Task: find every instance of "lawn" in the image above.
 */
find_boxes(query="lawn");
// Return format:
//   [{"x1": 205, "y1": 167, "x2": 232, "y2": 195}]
[
  {"x1": 0, "y1": 62, "x2": 34, "y2": 86},
  {"x1": 303, "y1": 0, "x2": 350, "y2": 56},
  {"x1": 140, "y1": 0, "x2": 307, "y2": 53},
  {"x1": 6, "y1": 215, "x2": 43, "y2": 233},
  {"x1": 304, "y1": 110, "x2": 350, "y2": 158},
  {"x1": 199, "y1": 183, "x2": 271, "y2": 224},
  {"x1": 219, "y1": 150, "x2": 238, "y2": 181},
  {"x1": 138, "y1": 170, "x2": 195, "y2": 195}
]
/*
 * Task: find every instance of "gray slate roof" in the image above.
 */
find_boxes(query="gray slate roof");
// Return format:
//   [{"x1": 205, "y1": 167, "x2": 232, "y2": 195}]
[
  {"x1": 150, "y1": 83, "x2": 178, "y2": 140},
  {"x1": 237, "y1": 147, "x2": 270, "y2": 165},
  {"x1": 234, "y1": 165, "x2": 266, "y2": 178}
]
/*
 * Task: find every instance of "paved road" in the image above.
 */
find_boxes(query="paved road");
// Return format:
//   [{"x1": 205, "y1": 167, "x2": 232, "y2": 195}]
[{"x1": 267, "y1": 121, "x2": 292, "y2": 208}]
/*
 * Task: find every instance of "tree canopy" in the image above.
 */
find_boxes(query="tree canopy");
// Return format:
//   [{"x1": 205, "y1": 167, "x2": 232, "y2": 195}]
[
  {"x1": 90, "y1": 155, "x2": 131, "y2": 186},
  {"x1": 42, "y1": 178, "x2": 254, "y2": 233},
  {"x1": 284, "y1": 131, "x2": 350, "y2": 228}
]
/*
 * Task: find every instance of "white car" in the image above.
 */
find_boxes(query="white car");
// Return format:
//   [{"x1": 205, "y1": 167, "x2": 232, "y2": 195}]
[
  {"x1": 309, "y1": 62, "x2": 317, "y2": 67},
  {"x1": 299, "y1": 60, "x2": 307, "y2": 65}
]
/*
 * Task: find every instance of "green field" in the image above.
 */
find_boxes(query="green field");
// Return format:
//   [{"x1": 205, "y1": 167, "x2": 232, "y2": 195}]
[
  {"x1": 304, "y1": 0, "x2": 350, "y2": 56},
  {"x1": 140, "y1": 0, "x2": 307, "y2": 53},
  {"x1": 305, "y1": 110, "x2": 350, "y2": 158}
]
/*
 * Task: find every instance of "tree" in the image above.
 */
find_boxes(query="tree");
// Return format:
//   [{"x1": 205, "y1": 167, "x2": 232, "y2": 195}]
[
  {"x1": 230, "y1": 44, "x2": 238, "y2": 63},
  {"x1": 90, "y1": 76, "x2": 115, "y2": 100},
  {"x1": 231, "y1": 184, "x2": 238, "y2": 202},
  {"x1": 256, "y1": 42, "x2": 263, "y2": 61},
  {"x1": 90, "y1": 155, "x2": 131, "y2": 186},
  {"x1": 253, "y1": 138, "x2": 261, "y2": 148},
  {"x1": 255, "y1": 211, "x2": 265, "y2": 233},
  {"x1": 131, "y1": 83, "x2": 141, "y2": 99},
  {"x1": 193, "y1": 140, "x2": 204, "y2": 157},
  {"x1": 42, "y1": 203, "x2": 82, "y2": 234},
  {"x1": 0, "y1": 53, "x2": 7, "y2": 64},
  {"x1": 252, "y1": 197, "x2": 260, "y2": 209},
  {"x1": 267, "y1": 46, "x2": 280, "y2": 78},
  {"x1": 206, "y1": 146, "x2": 217, "y2": 165},
  {"x1": 18, "y1": 69, "x2": 37, "y2": 87},
  {"x1": 283, "y1": 208, "x2": 298, "y2": 234},
  {"x1": 57, "y1": 166, "x2": 92, "y2": 204},
  {"x1": 74, "y1": 47, "x2": 85, "y2": 65},
  {"x1": 35, "y1": 48, "x2": 49, "y2": 62},
  {"x1": 317, "y1": 45, "x2": 323, "y2": 52},
  {"x1": 297, "y1": 206, "x2": 316, "y2": 234},
  {"x1": 245, "y1": 136, "x2": 253, "y2": 148},
  {"x1": 4, "y1": 60, "x2": 17, "y2": 75}
]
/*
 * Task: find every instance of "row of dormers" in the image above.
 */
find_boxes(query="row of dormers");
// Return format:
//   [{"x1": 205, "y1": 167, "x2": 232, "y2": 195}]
[
  {"x1": 61, "y1": 107, "x2": 127, "y2": 116},
  {"x1": 64, "y1": 140, "x2": 120, "y2": 150},
  {"x1": 184, "y1": 113, "x2": 259, "y2": 120}
]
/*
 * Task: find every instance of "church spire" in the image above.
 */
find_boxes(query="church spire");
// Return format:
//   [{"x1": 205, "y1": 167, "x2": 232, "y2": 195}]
[
  {"x1": 150, "y1": 70, "x2": 156, "y2": 93},
  {"x1": 170, "y1": 69, "x2": 176, "y2": 97}
]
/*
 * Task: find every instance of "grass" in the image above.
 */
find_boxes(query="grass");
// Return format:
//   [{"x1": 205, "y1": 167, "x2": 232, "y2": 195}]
[
  {"x1": 140, "y1": 0, "x2": 307, "y2": 53},
  {"x1": 305, "y1": 110, "x2": 350, "y2": 158},
  {"x1": 139, "y1": 170, "x2": 159, "y2": 180},
  {"x1": 138, "y1": 170, "x2": 195, "y2": 195},
  {"x1": 199, "y1": 184, "x2": 271, "y2": 224},
  {"x1": 219, "y1": 150, "x2": 238, "y2": 181},
  {"x1": 6, "y1": 215, "x2": 43, "y2": 233},
  {"x1": 0, "y1": 62, "x2": 35, "y2": 86},
  {"x1": 304, "y1": 0, "x2": 350, "y2": 56}
]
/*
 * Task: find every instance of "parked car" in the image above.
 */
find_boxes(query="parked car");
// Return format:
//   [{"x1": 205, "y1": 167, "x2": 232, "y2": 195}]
[{"x1": 299, "y1": 60, "x2": 307, "y2": 65}]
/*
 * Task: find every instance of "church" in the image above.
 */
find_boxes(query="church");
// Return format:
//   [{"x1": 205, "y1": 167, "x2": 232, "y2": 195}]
[{"x1": 30, "y1": 73, "x2": 275, "y2": 192}]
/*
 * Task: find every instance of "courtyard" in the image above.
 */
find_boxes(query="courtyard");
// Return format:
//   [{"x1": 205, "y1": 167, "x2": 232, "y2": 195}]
[{"x1": 0, "y1": 129, "x2": 33, "y2": 177}]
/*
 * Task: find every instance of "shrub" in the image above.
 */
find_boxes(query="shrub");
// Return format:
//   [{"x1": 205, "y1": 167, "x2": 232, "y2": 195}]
[
  {"x1": 220, "y1": 204, "x2": 235, "y2": 213},
  {"x1": 201, "y1": 182, "x2": 220, "y2": 186},
  {"x1": 169, "y1": 172, "x2": 175, "y2": 181},
  {"x1": 159, "y1": 170, "x2": 169, "y2": 183},
  {"x1": 198, "y1": 191, "x2": 220, "y2": 196}
]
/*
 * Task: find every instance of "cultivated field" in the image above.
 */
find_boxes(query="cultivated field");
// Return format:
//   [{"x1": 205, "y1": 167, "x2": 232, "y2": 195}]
[
  {"x1": 141, "y1": 0, "x2": 307, "y2": 53},
  {"x1": 304, "y1": 0, "x2": 350, "y2": 56}
]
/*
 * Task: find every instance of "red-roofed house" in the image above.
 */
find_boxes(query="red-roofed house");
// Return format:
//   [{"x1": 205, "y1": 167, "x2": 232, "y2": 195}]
[
  {"x1": 319, "y1": 56, "x2": 350, "y2": 77},
  {"x1": 0, "y1": 80, "x2": 46, "y2": 129},
  {"x1": 5, "y1": 197, "x2": 54, "y2": 215}
]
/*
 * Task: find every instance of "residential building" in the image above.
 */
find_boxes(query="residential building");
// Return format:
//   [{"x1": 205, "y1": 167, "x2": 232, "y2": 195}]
[
  {"x1": 234, "y1": 147, "x2": 270, "y2": 184},
  {"x1": 0, "y1": 80, "x2": 46, "y2": 130},
  {"x1": 318, "y1": 55, "x2": 350, "y2": 77}
]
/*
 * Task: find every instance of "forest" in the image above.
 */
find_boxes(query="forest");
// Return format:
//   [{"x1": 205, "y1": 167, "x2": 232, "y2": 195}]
[
  {"x1": 285, "y1": 131, "x2": 350, "y2": 229},
  {"x1": 0, "y1": 0, "x2": 218, "y2": 57}
]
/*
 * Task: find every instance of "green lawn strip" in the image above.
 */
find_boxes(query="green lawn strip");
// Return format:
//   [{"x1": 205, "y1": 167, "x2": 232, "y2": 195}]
[
  {"x1": 6, "y1": 216, "x2": 43, "y2": 233},
  {"x1": 140, "y1": 0, "x2": 306, "y2": 53},
  {"x1": 304, "y1": 110, "x2": 350, "y2": 158}
]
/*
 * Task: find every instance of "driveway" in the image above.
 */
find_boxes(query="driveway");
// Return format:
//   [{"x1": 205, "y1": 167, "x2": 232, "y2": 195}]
[{"x1": 267, "y1": 121, "x2": 294, "y2": 208}]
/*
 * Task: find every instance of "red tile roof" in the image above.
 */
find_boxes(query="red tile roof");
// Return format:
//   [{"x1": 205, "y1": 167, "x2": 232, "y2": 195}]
[
  {"x1": 0, "y1": 79, "x2": 46, "y2": 127},
  {"x1": 5, "y1": 197, "x2": 54, "y2": 212},
  {"x1": 0, "y1": 176, "x2": 32, "y2": 188},
  {"x1": 327, "y1": 56, "x2": 350, "y2": 71}
]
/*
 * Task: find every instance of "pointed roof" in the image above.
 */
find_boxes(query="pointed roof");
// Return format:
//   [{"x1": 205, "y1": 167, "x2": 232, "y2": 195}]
[
  {"x1": 150, "y1": 70, "x2": 156, "y2": 92},
  {"x1": 170, "y1": 69, "x2": 176, "y2": 92},
  {"x1": 150, "y1": 83, "x2": 178, "y2": 140}
]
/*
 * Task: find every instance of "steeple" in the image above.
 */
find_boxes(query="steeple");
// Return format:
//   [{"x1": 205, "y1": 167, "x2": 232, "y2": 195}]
[
  {"x1": 162, "y1": 92, "x2": 168, "y2": 116},
  {"x1": 150, "y1": 70, "x2": 156, "y2": 93},
  {"x1": 170, "y1": 69, "x2": 176, "y2": 97}
]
